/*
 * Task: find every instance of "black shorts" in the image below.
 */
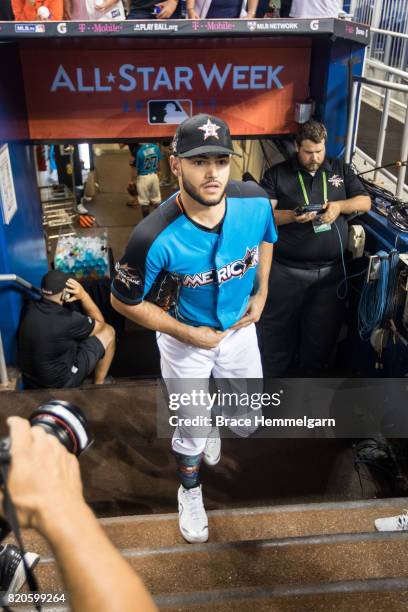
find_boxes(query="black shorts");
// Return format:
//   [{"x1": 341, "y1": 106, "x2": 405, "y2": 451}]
[{"x1": 64, "y1": 336, "x2": 105, "y2": 388}]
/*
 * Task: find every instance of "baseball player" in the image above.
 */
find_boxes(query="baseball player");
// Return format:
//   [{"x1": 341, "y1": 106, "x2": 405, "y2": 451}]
[
  {"x1": 111, "y1": 114, "x2": 277, "y2": 543},
  {"x1": 127, "y1": 143, "x2": 162, "y2": 218}
]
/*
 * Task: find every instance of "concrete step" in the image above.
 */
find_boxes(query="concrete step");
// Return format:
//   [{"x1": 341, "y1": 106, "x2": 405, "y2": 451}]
[
  {"x1": 156, "y1": 578, "x2": 408, "y2": 611},
  {"x1": 16, "y1": 578, "x2": 408, "y2": 612},
  {"x1": 9, "y1": 497, "x2": 407, "y2": 557},
  {"x1": 30, "y1": 531, "x2": 408, "y2": 595}
]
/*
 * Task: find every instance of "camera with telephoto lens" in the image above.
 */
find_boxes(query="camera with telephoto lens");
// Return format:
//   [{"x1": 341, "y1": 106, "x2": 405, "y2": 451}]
[
  {"x1": 0, "y1": 400, "x2": 93, "y2": 485},
  {"x1": 0, "y1": 401, "x2": 92, "y2": 541}
]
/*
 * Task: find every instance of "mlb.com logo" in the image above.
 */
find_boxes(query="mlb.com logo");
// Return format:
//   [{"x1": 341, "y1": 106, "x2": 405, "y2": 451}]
[{"x1": 15, "y1": 23, "x2": 45, "y2": 33}]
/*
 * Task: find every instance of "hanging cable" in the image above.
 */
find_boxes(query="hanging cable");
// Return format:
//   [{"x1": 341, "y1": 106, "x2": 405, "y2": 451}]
[{"x1": 358, "y1": 249, "x2": 400, "y2": 341}]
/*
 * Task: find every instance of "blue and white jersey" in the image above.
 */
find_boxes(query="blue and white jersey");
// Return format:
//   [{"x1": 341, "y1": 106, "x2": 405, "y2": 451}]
[
  {"x1": 135, "y1": 143, "x2": 161, "y2": 175},
  {"x1": 112, "y1": 180, "x2": 277, "y2": 330}
]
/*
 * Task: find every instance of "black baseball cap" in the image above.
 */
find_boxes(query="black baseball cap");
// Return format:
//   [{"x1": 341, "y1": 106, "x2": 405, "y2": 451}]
[
  {"x1": 172, "y1": 114, "x2": 241, "y2": 158},
  {"x1": 41, "y1": 270, "x2": 73, "y2": 296}
]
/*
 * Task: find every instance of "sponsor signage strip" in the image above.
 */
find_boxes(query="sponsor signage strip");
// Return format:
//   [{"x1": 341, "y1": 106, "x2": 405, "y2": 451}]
[{"x1": 0, "y1": 19, "x2": 370, "y2": 44}]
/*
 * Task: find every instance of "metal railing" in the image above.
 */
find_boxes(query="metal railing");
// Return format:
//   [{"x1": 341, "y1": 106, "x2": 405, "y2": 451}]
[
  {"x1": 345, "y1": 74, "x2": 408, "y2": 197},
  {"x1": 349, "y1": 0, "x2": 408, "y2": 69},
  {"x1": 346, "y1": 0, "x2": 408, "y2": 193}
]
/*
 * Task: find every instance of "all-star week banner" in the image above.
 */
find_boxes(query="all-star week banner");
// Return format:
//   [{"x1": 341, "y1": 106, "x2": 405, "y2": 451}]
[{"x1": 20, "y1": 47, "x2": 311, "y2": 140}]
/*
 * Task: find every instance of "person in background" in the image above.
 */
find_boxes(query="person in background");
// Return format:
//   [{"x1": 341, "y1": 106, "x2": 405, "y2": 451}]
[
  {"x1": 11, "y1": 0, "x2": 63, "y2": 20},
  {"x1": 186, "y1": 0, "x2": 258, "y2": 18},
  {"x1": 160, "y1": 142, "x2": 178, "y2": 190},
  {"x1": 0, "y1": 544, "x2": 39, "y2": 598},
  {"x1": 375, "y1": 509, "x2": 408, "y2": 532},
  {"x1": 64, "y1": 0, "x2": 125, "y2": 20},
  {"x1": 126, "y1": 0, "x2": 179, "y2": 19},
  {"x1": 127, "y1": 143, "x2": 162, "y2": 218},
  {"x1": 0, "y1": 416, "x2": 156, "y2": 612},
  {"x1": 0, "y1": 0, "x2": 14, "y2": 19},
  {"x1": 259, "y1": 120, "x2": 371, "y2": 377},
  {"x1": 289, "y1": 0, "x2": 341, "y2": 18},
  {"x1": 19, "y1": 271, "x2": 116, "y2": 389}
]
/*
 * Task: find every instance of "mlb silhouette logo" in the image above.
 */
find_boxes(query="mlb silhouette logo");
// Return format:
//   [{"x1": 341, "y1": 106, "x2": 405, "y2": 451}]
[{"x1": 148, "y1": 100, "x2": 192, "y2": 125}]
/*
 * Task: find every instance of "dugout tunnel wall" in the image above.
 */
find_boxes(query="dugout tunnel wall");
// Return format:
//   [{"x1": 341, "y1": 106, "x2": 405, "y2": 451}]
[{"x1": 0, "y1": 18, "x2": 369, "y2": 365}]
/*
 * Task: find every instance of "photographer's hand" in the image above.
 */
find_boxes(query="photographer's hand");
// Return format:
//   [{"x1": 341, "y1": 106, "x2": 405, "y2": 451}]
[
  {"x1": 1, "y1": 417, "x2": 156, "y2": 612},
  {"x1": 1, "y1": 417, "x2": 83, "y2": 533}
]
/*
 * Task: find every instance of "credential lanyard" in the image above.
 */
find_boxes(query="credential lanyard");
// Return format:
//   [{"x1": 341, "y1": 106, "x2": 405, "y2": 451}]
[{"x1": 297, "y1": 171, "x2": 327, "y2": 206}]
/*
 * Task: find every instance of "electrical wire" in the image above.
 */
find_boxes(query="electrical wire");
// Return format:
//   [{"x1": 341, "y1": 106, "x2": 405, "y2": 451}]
[
  {"x1": 334, "y1": 222, "x2": 348, "y2": 299},
  {"x1": 388, "y1": 205, "x2": 408, "y2": 233},
  {"x1": 360, "y1": 178, "x2": 408, "y2": 232},
  {"x1": 357, "y1": 249, "x2": 400, "y2": 341}
]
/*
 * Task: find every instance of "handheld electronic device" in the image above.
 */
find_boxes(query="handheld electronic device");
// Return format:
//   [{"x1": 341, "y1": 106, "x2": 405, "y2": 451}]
[{"x1": 294, "y1": 204, "x2": 325, "y2": 216}]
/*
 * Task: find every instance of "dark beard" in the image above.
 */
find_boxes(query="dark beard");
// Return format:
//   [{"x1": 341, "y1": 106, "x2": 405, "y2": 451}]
[{"x1": 181, "y1": 172, "x2": 225, "y2": 208}]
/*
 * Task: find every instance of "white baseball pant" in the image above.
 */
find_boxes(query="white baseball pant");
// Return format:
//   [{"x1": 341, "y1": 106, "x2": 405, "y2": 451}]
[
  {"x1": 137, "y1": 173, "x2": 161, "y2": 207},
  {"x1": 157, "y1": 323, "x2": 263, "y2": 456}
]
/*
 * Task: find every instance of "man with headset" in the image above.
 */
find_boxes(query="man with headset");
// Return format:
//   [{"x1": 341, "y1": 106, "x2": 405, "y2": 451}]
[{"x1": 259, "y1": 120, "x2": 371, "y2": 377}]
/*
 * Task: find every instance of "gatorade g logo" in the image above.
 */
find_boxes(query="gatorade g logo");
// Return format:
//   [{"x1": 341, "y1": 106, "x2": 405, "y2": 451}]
[
  {"x1": 310, "y1": 20, "x2": 319, "y2": 31},
  {"x1": 57, "y1": 22, "x2": 67, "y2": 34}
]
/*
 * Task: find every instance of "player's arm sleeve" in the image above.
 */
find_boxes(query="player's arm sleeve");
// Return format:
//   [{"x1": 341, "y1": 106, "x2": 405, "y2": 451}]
[
  {"x1": 46, "y1": 0, "x2": 64, "y2": 19},
  {"x1": 11, "y1": 0, "x2": 24, "y2": 19},
  {"x1": 262, "y1": 198, "x2": 278, "y2": 244},
  {"x1": 111, "y1": 230, "x2": 164, "y2": 306},
  {"x1": 343, "y1": 162, "x2": 369, "y2": 198},
  {"x1": 69, "y1": 311, "x2": 95, "y2": 341},
  {"x1": 259, "y1": 166, "x2": 278, "y2": 200}
]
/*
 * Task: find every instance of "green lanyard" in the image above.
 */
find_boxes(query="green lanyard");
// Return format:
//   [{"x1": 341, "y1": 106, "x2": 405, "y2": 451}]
[{"x1": 297, "y1": 171, "x2": 327, "y2": 206}]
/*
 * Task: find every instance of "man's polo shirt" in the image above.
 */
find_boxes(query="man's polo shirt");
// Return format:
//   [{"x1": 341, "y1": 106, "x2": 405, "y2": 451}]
[
  {"x1": 111, "y1": 180, "x2": 277, "y2": 331},
  {"x1": 260, "y1": 156, "x2": 368, "y2": 269},
  {"x1": 18, "y1": 299, "x2": 95, "y2": 388}
]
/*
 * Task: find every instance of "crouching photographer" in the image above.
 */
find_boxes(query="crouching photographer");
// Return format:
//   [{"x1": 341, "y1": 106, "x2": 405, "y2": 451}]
[{"x1": 0, "y1": 405, "x2": 156, "y2": 612}]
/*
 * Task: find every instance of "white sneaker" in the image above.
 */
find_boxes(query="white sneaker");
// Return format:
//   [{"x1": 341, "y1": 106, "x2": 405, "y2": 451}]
[
  {"x1": 203, "y1": 426, "x2": 221, "y2": 466},
  {"x1": 375, "y1": 509, "x2": 408, "y2": 531},
  {"x1": 178, "y1": 485, "x2": 208, "y2": 543},
  {"x1": 77, "y1": 203, "x2": 88, "y2": 214}
]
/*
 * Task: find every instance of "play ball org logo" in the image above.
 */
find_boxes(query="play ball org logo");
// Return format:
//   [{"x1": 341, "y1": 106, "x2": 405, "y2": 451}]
[
  {"x1": 247, "y1": 21, "x2": 257, "y2": 31},
  {"x1": 57, "y1": 22, "x2": 68, "y2": 34},
  {"x1": 310, "y1": 19, "x2": 319, "y2": 31}
]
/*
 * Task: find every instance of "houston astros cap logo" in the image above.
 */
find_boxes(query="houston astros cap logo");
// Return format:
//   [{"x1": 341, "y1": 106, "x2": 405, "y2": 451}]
[
  {"x1": 171, "y1": 113, "x2": 242, "y2": 158},
  {"x1": 198, "y1": 118, "x2": 221, "y2": 141}
]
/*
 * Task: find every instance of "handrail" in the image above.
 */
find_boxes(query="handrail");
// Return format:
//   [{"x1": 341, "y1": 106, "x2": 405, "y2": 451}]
[
  {"x1": 0, "y1": 274, "x2": 41, "y2": 294},
  {"x1": 353, "y1": 75, "x2": 408, "y2": 93},
  {"x1": 366, "y1": 58, "x2": 408, "y2": 81},
  {"x1": 346, "y1": 75, "x2": 408, "y2": 197},
  {"x1": 355, "y1": 146, "x2": 408, "y2": 194},
  {"x1": 370, "y1": 27, "x2": 408, "y2": 40}
]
